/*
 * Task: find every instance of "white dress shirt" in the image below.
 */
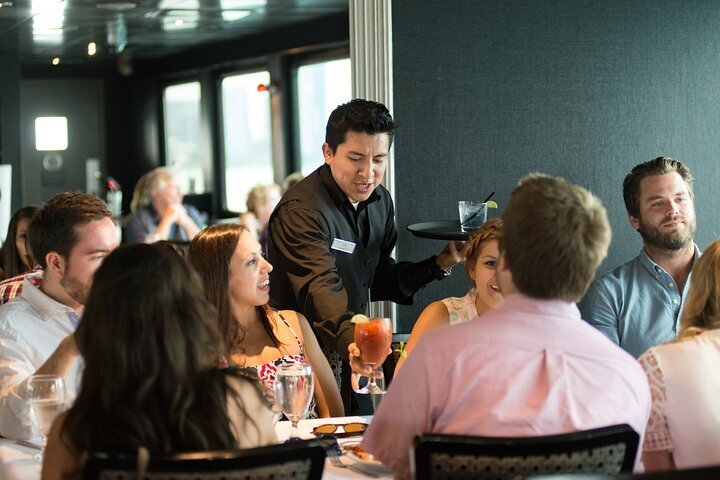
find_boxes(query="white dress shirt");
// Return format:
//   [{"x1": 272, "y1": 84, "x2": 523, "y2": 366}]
[{"x1": 0, "y1": 277, "x2": 81, "y2": 439}]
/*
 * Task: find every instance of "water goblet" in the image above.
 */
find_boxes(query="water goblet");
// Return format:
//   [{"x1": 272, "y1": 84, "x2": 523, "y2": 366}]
[
  {"x1": 26, "y1": 374, "x2": 67, "y2": 461},
  {"x1": 274, "y1": 364, "x2": 313, "y2": 441}
]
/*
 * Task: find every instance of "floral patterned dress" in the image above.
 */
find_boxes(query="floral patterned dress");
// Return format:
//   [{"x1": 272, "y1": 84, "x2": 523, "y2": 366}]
[{"x1": 250, "y1": 310, "x2": 318, "y2": 419}]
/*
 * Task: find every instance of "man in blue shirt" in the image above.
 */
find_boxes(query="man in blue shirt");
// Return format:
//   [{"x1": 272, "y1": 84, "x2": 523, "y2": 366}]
[{"x1": 579, "y1": 157, "x2": 699, "y2": 358}]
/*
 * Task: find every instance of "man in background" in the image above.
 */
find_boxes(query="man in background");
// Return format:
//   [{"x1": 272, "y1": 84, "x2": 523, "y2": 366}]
[
  {"x1": 580, "y1": 157, "x2": 699, "y2": 357},
  {"x1": 0, "y1": 192, "x2": 118, "y2": 439}
]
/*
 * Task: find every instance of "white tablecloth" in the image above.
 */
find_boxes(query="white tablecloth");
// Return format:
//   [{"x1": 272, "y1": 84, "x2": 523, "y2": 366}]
[{"x1": 0, "y1": 415, "x2": 391, "y2": 480}]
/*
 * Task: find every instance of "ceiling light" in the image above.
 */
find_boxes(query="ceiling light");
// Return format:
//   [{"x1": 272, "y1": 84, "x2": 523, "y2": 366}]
[
  {"x1": 222, "y1": 10, "x2": 250, "y2": 22},
  {"x1": 87, "y1": 41, "x2": 97, "y2": 56},
  {"x1": 51, "y1": 57, "x2": 60, "y2": 65},
  {"x1": 96, "y1": 2, "x2": 136, "y2": 11},
  {"x1": 174, "y1": 18, "x2": 183, "y2": 26}
]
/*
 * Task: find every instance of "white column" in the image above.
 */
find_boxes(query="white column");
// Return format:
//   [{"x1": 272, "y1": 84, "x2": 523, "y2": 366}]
[{"x1": 349, "y1": 0, "x2": 397, "y2": 328}]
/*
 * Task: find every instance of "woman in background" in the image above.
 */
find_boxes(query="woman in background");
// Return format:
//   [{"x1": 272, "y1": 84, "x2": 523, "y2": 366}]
[
  {"x1": 1, "y1": 206, "x2": 39, "y2": 280},
  {"x1": 41, "y1": 243, "x2": 276, "y2": 480},
  {"x1": 239, "y1": 183, "x2": 282, "y2": 252},
  {"x1": 189, "y1": 223, "x2": 343, "y2": 418},
  {"x1": 639, "y1": 238, "x2": 720, "y2": 471},
  {"x1": 396, "y1": 219, "x2": 503, "y2": 370}
]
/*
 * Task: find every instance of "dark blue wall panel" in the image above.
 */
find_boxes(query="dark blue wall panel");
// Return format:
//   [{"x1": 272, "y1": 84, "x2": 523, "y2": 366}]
[{"x1": 392, "y1": 0, "x2": 720, "y2": 331}]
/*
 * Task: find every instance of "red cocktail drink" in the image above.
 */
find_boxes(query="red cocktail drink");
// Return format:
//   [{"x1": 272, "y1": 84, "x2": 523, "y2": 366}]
[{"x1": 354, "y1": 317, "x2": 391, "y2": 394}]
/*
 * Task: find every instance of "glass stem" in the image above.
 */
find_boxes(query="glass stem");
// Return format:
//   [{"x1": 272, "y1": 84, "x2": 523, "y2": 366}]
[{"x1": 290, "y1": 420, "x2": 299, "y2": 439}]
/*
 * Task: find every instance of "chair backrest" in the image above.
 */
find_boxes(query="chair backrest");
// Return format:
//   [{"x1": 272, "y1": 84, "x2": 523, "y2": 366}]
[
  {"x1": 82, "y1": 439, "x2": 326, "y2": 480},
  {"x1": 412, "y1": 424, "x2": 639, "y2": 480},
  {"x1": 523, "y1": 464, "x2": 720, "y2": 479}
]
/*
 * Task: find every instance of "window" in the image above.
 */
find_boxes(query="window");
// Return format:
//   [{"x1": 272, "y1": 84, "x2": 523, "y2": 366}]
[
  {"x1": 163, "y1": 81, "x2": 205, "y2": 194},
  {"x1": 295, "y1": 58, "x2": 351, "y2": 176},
  {"x1": 220, "y1": 70, "x2": 273, "y2": 212},
  {"x1": 35, "y1": 116, "x2": 68, "y2": 151}
]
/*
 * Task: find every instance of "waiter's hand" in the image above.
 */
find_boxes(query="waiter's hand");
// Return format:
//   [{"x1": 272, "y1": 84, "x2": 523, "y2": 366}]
[
  {"x1": 348, "y1": 342, "x2": 388, "y2": 378},
  {"x1": 436, "y1": 240, "x2": 469, "y2": 271}
]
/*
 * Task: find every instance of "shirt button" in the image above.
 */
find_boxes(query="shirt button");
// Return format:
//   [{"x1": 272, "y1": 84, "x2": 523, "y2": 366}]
[
  {"x1": 364, "y1": 260, "x2": 371, "y2": 266},
  {"x1": 673, "y1": 299, "x2": 679, "y2": 304},
  {"x1": 668, "y1": 282, "x2": 673, "y2": 287}
]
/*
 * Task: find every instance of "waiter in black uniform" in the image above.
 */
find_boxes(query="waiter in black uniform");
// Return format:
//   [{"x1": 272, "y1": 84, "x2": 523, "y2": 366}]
[{"x1": 267, "y1": 99, "x2": 466, "y2": 412}]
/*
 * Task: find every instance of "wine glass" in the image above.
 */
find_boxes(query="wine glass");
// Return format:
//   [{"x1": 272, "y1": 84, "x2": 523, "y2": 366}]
[
  {"x1": 274, "y1": 364, "x2": 313, "y2": 441},
  {"x1": 26, "y1": 374, "x2": 67, "y2": 460},
  {"x1": 353, "y1": 317, "x2": 392, "y2": 394}
]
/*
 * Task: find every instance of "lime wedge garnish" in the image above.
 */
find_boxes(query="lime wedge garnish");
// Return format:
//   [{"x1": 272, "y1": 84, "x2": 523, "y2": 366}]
[
  {"x1": 351, "y1": 314, "x2": 370, "y2": 324},
  {"x1": 487, "y1": 201, "x2": 499, "y2": 209}
]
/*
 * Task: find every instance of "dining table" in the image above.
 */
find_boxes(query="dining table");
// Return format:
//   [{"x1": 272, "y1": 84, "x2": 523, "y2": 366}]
[{"x1": 0, "y1": 415, "x2": 392, "y2": 480}]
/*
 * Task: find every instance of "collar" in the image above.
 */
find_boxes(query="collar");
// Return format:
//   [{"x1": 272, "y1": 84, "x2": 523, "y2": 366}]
[
  {"x1": 318, "y1": 164, "x2": 381, "y2": 210},
  {"x1": 638, "y1": 243, "x2": 701, "y2": 278},
  {"x1": 21, "y1": 276, "x2": 78, "y2": 324},
  {"x1": 499, "y1": 292, "x2": 582, "y2": 320}
]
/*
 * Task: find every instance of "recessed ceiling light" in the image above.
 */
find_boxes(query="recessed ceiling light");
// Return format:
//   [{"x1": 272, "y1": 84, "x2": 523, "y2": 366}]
[
  {"x1": 87, "y1": 41, "x2": 97, "y2": 56},
  {"x1": 96, "y1": 2, "x2": 136, "y2": 11},
  {"x1": 51, "y1": 57, "x2": 60, "y2": 65}
]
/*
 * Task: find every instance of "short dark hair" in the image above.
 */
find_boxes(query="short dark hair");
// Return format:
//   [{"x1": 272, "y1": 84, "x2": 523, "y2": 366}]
[
  {"x1": 500, "y1": 174, "x2": 611, "y2": 302},
  {"x1": 623, "y1": 157, "x2": 694, "y2": 218},
  {"x1": 28, "y1": 192, "x2": 111, "y2": 268},
  {"x1": 324, "y1": 99, "x2": 396, "y2": 153}
]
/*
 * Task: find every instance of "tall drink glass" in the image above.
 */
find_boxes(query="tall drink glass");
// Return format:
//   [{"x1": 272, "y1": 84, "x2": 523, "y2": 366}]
[
  {"x1": 274, "y1": 364, "x2": 314, "y2": 440},
  {"x1": 27, "y1": 374, "x2": 66, "y2": 460},
  {"x1": 354, "y1": 317, "x2": 392, "y2": 394}
]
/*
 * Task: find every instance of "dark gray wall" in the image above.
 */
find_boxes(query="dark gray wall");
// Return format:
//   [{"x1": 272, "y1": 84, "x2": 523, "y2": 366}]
[
  {"x1": 392, "y1": 0, "x2": 720, "y2": 332},
  {"x1": 20, "y1": 79, "x2": 105, "y2": 206},
  {"x1": 0, "y1": 21, "x2": 22, "y2": 211}
]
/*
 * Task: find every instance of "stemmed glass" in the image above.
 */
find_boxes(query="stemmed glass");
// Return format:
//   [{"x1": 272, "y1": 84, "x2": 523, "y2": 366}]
[
  {"x1": 353, "y1": 317, "x2": 392, "y2": 395},
  {"x1": 26, "y1": 374, "x2": 67, "y2": 460},
  {"x1": 274, "y1": 364, "x2": 314, "y2": 441}
]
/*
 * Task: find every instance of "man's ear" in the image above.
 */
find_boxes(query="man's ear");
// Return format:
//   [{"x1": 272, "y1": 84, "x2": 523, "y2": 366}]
[
  {"x1": 628, "y1": 212, "x2": 640, "y2": 231},
  {"x1": 45, "y1": 252, "x2": 65, "y2": 276},
  {"x1": 322, "y1": 143, "x2": 334, "y2": 164}
]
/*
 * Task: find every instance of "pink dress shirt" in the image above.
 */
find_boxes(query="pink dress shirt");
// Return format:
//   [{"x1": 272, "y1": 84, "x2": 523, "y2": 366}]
[{"x1": 362, "y1": 293, "x2": 651, "y2": 480}]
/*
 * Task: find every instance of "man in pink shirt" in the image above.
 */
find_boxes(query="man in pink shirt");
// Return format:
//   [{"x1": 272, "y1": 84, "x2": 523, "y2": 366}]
[{"x1": 363, "y1": 174, "x2": 651, "y2": 480}]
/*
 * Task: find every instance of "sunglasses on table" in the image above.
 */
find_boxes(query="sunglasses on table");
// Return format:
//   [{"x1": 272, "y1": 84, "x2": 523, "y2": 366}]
[{"x1": 312, "y1": 422, "x2": 368, "y2": 437}]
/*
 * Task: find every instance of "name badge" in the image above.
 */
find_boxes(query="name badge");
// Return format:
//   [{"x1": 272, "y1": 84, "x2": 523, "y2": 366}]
[{"x1": 331, "y1": 238, "x2": 356, "y2": 254}]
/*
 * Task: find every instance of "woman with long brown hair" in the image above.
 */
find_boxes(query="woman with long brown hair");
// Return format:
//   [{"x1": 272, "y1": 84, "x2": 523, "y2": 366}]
[
  {"x1": 188, "y1": 223, "x2": 343, "y2": 418},
  {"x1": 41, "y1": 243, "x2": 276, "y2": 480},
  {"x1": 639, "y1": 238, "x2": 720, "y2": 471}
]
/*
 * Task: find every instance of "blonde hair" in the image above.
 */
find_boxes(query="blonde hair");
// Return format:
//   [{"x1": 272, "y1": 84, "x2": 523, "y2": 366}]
[
  {"x1": 677, "y1": 239, "x2": 720, "y2": 340},
  {"x1": 500, "y1": 174, "x2": 611, "y2": 302},
  {"x1": 245, "y1": 183, "x2": 281, "y2": 216},
  {"x1": 464, "y1": 219, "x2": 503, "y2": 284},
  {"x1": 130, "y1": 167, "x2": 176, "y2": 213}
]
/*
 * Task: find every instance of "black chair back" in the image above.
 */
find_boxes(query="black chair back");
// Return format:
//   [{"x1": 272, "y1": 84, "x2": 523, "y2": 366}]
[
  {"x1": 82, "y1": 439, "x2": 325, "y2": 480},
  {"x1": 412, "y1": 424, "x2": 639, "y2": 480},
  {"x1": 524, "y1": 464, "x2": 720, "y2": 479}
]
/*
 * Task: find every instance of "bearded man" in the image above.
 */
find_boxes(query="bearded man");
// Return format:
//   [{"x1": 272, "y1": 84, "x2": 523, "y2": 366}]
[
  {"x1": 580, "y1": 157, "x2": 699, "y2": 357},
  {"x1": 0, "y1": 192, "x2": 118, "y2": 439}
]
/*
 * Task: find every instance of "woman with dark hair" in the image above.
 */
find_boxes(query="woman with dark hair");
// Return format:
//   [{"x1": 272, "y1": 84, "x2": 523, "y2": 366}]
[
  {"x1": 639, "y1": 238, "x2": 720, "y2": 471},
  {"x1": 41, "y1": 243, "x2": 276, "y2": 480},
  {"x1": 1, "y1": 206, "x2": 39, "y2": 280},
  {"x1": 188, "y1": 223, "x2": 343, "y2": 418}
]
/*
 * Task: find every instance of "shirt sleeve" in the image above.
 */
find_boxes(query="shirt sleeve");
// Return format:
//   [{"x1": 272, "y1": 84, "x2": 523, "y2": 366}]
[
  {"x1": 267, "y1": 204, "x2": 356, "y2": 355},
  {"x1": 638, "y1": 349, "x2": 673, "y2": 452},
  {"x1": 371, "y1": 199, "x2": 445, "y2": 305},
  {"x1": 0, "y1": 327, "x2": 40, "y2": 440},
  {"x1": 578, "y1": 278, "x2": 620, "y2": 344},
  {"x1": 123, "y1": 210, "x2": 151, "y2": 244},
  {"x1": 362, "y1": 339, "x2": 434, "y2": 480}
]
